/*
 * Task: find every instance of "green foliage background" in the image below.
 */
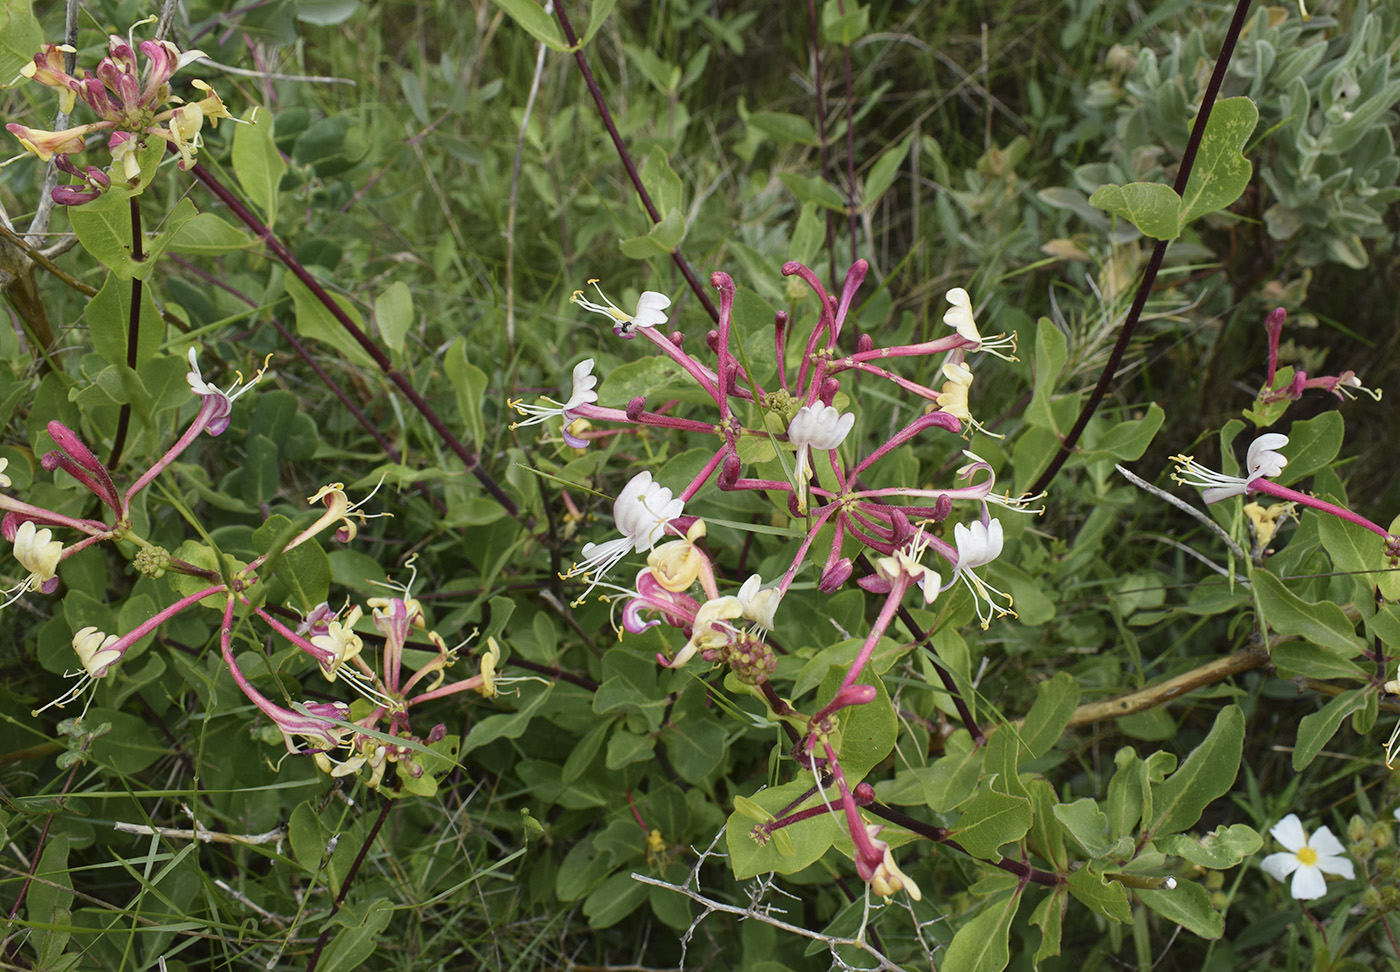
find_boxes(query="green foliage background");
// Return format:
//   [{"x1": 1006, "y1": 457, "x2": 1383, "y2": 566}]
[{"x1": 2, "y1": 0, "x2": 1400, "y2": 969}]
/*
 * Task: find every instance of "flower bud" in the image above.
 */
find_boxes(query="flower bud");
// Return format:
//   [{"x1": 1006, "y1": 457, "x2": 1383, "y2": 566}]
[
  {"x1": 933, "y1": 494, "x2": 953, "y2": 522},
  {"x1": 1370, "y1": 822, "x2": 1392, "y2": 850},
  {"x1": 818, "y1": 558, "x2": 852, "y2": 592},
  {"x1": 669, "y1": 330, "x2": 684, "y2": 347},
  {"x1": 853, "y1": 782, "x2": 875, "y2": 805},
  {"x1": 719, "y1": 453, "x2": 741, "y2": 489},
  {"x1": 857, "y1": 334, "x2": 874, "y2": 353},
  {"x1": 1347, "y1": 815, "x2": 1369, "y2": 843},
  {"x1": 706, "y1": 329, "x2": 720, "y2": 353},
  {"x1": 626, "y1": 396, "x2": 646, "y2": 420}
]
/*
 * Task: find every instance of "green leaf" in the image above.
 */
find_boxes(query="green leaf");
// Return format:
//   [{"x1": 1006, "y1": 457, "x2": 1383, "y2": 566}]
[
  {"x1": 374, "y1": 281, "x2": 414, "y2": 353},
  {"x1": 1138, "y1": 880, "x2": 1225, "y2": 940},
  {"x1": 70, "y1": 195, "x2": 198, "y2": 281},
  {"x1": 1067, "y1": 867, "x2": 1132, "y2": 923},
  {"x1": 1144, "y1": 706, "x2": 1244, "y2": 838},
  {"x1": 0, "y1": 0, "x2": 44, "y2": 86},
  {"x1": 285, "y1": 273, "x2": 375, "y2": 369},
  {"x1": 295, "y1": 0, "x2": 360, "y2": 26},
  {"x1": 1020, "y1": 672, "x2": 1079, "y2": 759},
  {"x1": 1179, "y1": 97, "x2": 1258, "y2": 226},
  {"x1": 29, "y1": 834, "x2": 71, "y2": 970},
  {"x1": 726, "y1": 776, "x2": 843, "y2": 879},
  {"x1": 821, "y1": 0, "x2": 870, "y2": 45},
  {"x1": 619, "y1": 208, "x2": 685, "y2": 257},
  {"x1": 232, "y1": 108, "x2": 285, "y2": 225},
  {"x1": 490, "y1": 0, "x2": 569, "y2": 50},
  {"x1": 1272, "y1": 641, "x2": 1368, "y2": 682},
  {"x1": 459, "y1": 683, "x2": 554, "y2": 754},
  {"x1": 1053, "y1": 798, "x2": 1113, "y2": 856},
  {"x1": 1317, "y1": 497, "x2": 1390, "y2": 595},
  {"x1": 1088, "y1": 182, "x2": 1182, "y2": 240},
  {"x1": 915, "y1": 732, "x2": 985, "y2": 811},
  {"x1": 1293, "y1": 688, "x2": 1370, "y2": 771},
  {"x1": 605, "y1": 729, "x2": 655, "y2": 769},
  {"x1": 581, "y1": 0, "x2": 618, "y2": 45},
  {"x1": 443, "y1": 336, "x2": 489, "y2": 449},
  {"x1": 87, "y1": 271, "x2": 164, "y2": 369},
  {"x1": 814, "y1": 664, "x2": 897, "y2": 782},
  {"x1": 640, "y1": 153, "x2": 684, "y2": 215},
  {"x1": 778, "y1": 172, "x2": 848, "y2": 212},
  {"x1": 1253, "y1": 570, "x2": 1363, "y2": 655},
  {"x1": 1385, "y1": 514, "x2": 1400, "y2": 601},
  {"x1": 663, "y1": 681, "x2": 728, "y2": 782},
  {"x1": 1026, "y1": 318, "x2": 1068, "y2": 431},
  {"x1": 941, "y1": 890, "x2": 1020, "y2": 972},
  {"x1": 165, "y1": 212, "x2": 256, "y2": 255},
  {"x1": 747, "y1": 111, "x2": 818, "y2": 146},
  {"x1": 1081, "y1": 403, "x2": 1164, "y2": 462},
  {"x1": 1157, "y1": 824, "x2": 1262, "y2": 869},
  {"x1": 1029, "y1": 889, "x2": 1066, "y2": 964},
  {"x1": 316, "y1": 899, "x2": 394, "y2": 972},
  {"x1": 593, "y1": 648, "x2": 669, "y2": 732},
  {"x1": 583, "y1": 871, "x2": 650, "y2": 929},
  {"x1": 1276, "y1": 410, "x2": 1342, "y2": 485},
  {"x1": 1027, "y1": 779, "x2": 1068, "y2": 871},
  {"x1": 952, "y1": 788, "x2": 1033, "y2": 859},
  {"x1": 863, "y1": 134, "x2": 913, "y2": 208}
]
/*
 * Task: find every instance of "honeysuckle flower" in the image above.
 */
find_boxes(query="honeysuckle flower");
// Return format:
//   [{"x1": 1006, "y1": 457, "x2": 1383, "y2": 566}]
[
  {"x1": 648, "y1": 519, "x2": 711, "y2": 593},
  {"x1": 477, "y1": 637, "x2": 501, "y2": 698},
  {"x1": 788, "y1": 403, "x2": 855, "y2": 510},
  {"x1": 11, "y1": 520, "x2": 63, "y2": 594},
  {"x1": 667, "y1": 595, "x2": 744, "y2": 669},
  {"x1": 861, "y1": 824, "x2": 922, "y2": 901},
  {"x1": 73, "y1": 626, "x2": 123, "y2": 679},
  {"x1": 186, "y1": 348, "x2": 273, "y2": 436},
  {"x1": 1261, "y1": 813, "x2": 1354, "y2": 900},
  {"x1": 946, "y1": 514, "x2": 1015, "y2": 628},
  {"x1": 1172, "y1": 433, "x2": 1289, "y2": 504},
  {"x1": 943, "y1": 288, "x2": 1016, "y2": 360},
  {"x1": 564, "y1": 471, "x2": 685, "y2": 604},
  {"x1": 873, "y1": 537, "x2": 942, "y2": 605},
  {"x1": 0, "y1": 458, "x2": 10, "y2": 489},
  {"x1": 737, "y1": 574, "x2": 781, "y2": 630},
  {"x1": 571, "y1": 279, "x2": 671, "y2": 338},
  {"x1": 8, "y1": 31, "x2": 224, "y2": 203},
  {"x1": 936, "y1": 361, "x2": 1001, "y2": 439},
  {"x1": 310, "y1": 605, "x2": 365, "y2": 681},
  {"x1": 509, "y1": 358, "x2": 600, "y2": 445},
  {"x1": 1244, "y1": 501, "x2": 1294, "y2": 552},
  {"x1": 31, "y1": 625, "x2": 129, "y2": 715}
]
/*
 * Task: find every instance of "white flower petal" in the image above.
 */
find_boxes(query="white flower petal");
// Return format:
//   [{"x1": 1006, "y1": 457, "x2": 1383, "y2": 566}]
[
  {"x1": 1308, "y1": 825, "x2": 1346, "y2": 859},
  {"x1": 1314, "y1": 853, "x2": 1354, "y2": 880},
  {"x1": 1269, "y1": 814, "x2": 1308, "y2": 853},
  {"x1": 1260, "y1": 851, "x2": 1301, "y2": 881},
  {"x1": 1289, "y1": 864, "x2": 1328, "y2": 900},
  {"x1": 632, "y1": 291, "x2": 672, "y2": 328}
]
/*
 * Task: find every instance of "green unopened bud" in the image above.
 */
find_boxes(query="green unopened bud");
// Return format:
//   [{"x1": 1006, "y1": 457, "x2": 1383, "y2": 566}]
[
  {"x1": 1362, "y1": 886, "x2": 1384, "y2": 911},
  {"x1": 1349, "y1": 839, "x2": 1374, "y2": 861},
  {"x1": 1381, "y1": 886, "x2": 1400, "y2": 911},
  {"x1": 1347, "y1": 815, "x2": 1369, "y2": 843},
  {"x1": 1370, "y1": 822, "x2": 1393, "y2": 850},
  {"x1": 1376, "y1": 855, "x2": 1397, "y2": 879}
]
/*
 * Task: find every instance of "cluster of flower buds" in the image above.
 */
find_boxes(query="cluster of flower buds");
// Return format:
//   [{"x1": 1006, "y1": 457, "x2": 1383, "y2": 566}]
[
  {"x1": 6, "y1": 23, "x2": 232, "y2": 204},
  {"x1": 510, "y1": 258, "x2": 1041, "y2": 898}
]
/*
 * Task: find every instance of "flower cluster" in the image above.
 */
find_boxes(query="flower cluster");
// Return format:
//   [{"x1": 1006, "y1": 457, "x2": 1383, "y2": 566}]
[
  {"x1": 10, "y1": 347, "x2": 498, "y2": 796},
  {"x1": 6, "y1": 24, "x2": 232, "y2": 204},
  {"x1": 511, "y1": 259, "x2": 1037, "y2": 897}
]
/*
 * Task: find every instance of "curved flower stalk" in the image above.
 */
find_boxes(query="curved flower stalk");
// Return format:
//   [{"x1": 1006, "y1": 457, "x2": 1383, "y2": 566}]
[{"x1": 7, "y1": 26, "x2": 233, "y2": 204}]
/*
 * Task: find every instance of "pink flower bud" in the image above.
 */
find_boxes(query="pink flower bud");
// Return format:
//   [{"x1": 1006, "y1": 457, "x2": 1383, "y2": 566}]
[
  {"x1": 706, "y1": 330, "x2": 720, "y2": 353},
  {"x1": 853, "y1": 782, "x2": 876, "y2": 805},
  {"x1": 669, "y1": 331, "x2": 684, "y2": 347},
  {"x1": 819, "y1": 558, "x2": 853, "y2": 592},
  {"x1": 626, "y1": 396, "x2": 646, "y2": 420},
  {"x1": 719, "y1": 453, "x2": 741, "y2": 489},
  {"x1": 857, "y1": 334, "x2": 874, "y2": 353}
]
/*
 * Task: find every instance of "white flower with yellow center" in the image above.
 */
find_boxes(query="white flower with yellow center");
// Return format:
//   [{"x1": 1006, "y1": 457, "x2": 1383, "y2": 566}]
[{"x1": 1260, "y1": 813, "x2": 1353, "y2": 900}]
